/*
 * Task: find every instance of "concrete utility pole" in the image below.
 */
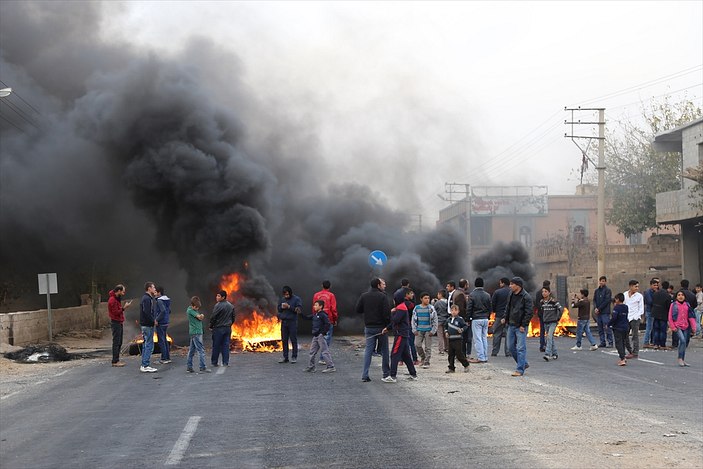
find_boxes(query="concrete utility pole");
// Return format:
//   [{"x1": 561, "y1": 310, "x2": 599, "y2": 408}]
[{"x1": 565, "y1": 107, "x2": 606, "y2": 279}]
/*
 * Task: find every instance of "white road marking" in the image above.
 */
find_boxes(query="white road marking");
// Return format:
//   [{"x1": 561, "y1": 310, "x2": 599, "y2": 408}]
[
  {"x1": 601, "y1": 350, "x2": 663, "y2": 365},
  {"x1": 216, "y1": 367, "x2": 225, "y2": 375},
  {"x1": 165, "y1": 416, "x2": 201, "y2": 465},
  {"x1": 1, "y1": 391, "x2": 20, "y2": 400}
]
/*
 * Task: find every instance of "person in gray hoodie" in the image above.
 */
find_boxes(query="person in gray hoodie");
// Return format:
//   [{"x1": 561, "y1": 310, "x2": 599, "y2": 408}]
[{"x1": 539, "y1": 286, "x2": 563, "y2": 362}]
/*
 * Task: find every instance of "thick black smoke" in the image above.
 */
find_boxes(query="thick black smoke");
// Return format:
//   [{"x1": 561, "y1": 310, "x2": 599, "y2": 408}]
[
  {"x1": 0, "y1": 2, "x2": 467, "y2": 330},
  {"x1": 471, "y1": 241, "x2": 536, "y2": 294}
]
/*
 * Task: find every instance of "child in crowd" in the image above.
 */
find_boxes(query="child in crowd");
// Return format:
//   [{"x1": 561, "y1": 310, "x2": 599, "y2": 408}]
[
  {"x1": 383, "y1": 288, "x2": 418, "y2": 383},
  {"x1": 609, "y1": 293, "x2": 630, "y2": 366},
  {"x1": 304, "y1": 300, "x2": 335, "y2": 373},
  {"x1": 571, "y1": 289, "x2": 598, "y2": 351},
  {"x1": 412, "y1": 292, "x2": 438, "y2": 368},
  {"x1": 186, "y1": 296, "x2": 211, "y2": 373},
  {"x1": 540, "y1": 286, "x2": 563, "y2": 362},
  {"x1": 669, "y1": 290, "x2": 697, "y2": 367},
  {"x1": 445, "y1": 304, "x2": 470, "y2": 373},
  {"x1": 434, "y1": 289, "x2": 449, "y2": 355}
]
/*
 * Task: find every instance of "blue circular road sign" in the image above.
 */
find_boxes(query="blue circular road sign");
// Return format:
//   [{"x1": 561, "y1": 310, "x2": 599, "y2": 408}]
[{"x1": 368, "y1": 250, "x2": 387, "y2": 268}]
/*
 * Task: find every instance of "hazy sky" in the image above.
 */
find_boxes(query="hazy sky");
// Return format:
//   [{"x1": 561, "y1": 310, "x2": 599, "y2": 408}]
[{"x1": 107, "y1": 1, "x2": 702, "y2": 223}]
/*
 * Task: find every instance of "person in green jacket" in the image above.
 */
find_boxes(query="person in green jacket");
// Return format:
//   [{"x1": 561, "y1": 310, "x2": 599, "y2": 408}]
[{"x1": 187, "y1": 296, "x2": 211, "y2": 374}]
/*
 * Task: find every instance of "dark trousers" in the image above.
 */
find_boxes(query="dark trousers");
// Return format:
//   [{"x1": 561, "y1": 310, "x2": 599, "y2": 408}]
[
  {"x1": 408, "y1": 333, "x2": 418, "y2": 361},
  {"x1": 156, "y1": 324, "x2": 170, "y2": 360},
  {"x1": 596, "y1": 312, "x2": 614, "y2": 346},
  {"x1": 111, "y1": 320, "x2": 123, "y2": 363},
  {"x1": 447, "y1": 338, "x2": 469, "y2": 370},
  {"x1": 613, "y1": 329, "x2": 627, "y2": 360},
  {"x1": 462, "y1": 324, "x2": 472, "y2": 356},
  {"x1": 539, "y1": 316, "x2": 546, "y2": 350},
  {"x1": 491, "y1": 319, "x2": 509, "y2": 356},
  {"x1": 390, "y1": 336, "x2": 416, "y2": 378},
  {"x1": 211, "y1": 326, "x2": 231, "y2": 366},
  {"x1": 672, "y1": 329, "x2": 680, "y2": 348},
  {"x1": 280, "y1": 319, "x2": 298, "y2": 360},
  {"x1": 652, "y1": 319, "x2": 668, "y2": 347}
]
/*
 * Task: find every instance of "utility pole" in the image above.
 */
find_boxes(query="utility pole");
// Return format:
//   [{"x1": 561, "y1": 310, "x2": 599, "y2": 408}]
[{"x1": 565, "y1": 107, "x2": 606, "y2": 279}]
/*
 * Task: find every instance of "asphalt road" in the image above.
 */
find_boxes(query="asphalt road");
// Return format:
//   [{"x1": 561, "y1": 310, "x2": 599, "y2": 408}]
[{"x1": 1, "y1": 334, "x2": 701, "y2": 468}]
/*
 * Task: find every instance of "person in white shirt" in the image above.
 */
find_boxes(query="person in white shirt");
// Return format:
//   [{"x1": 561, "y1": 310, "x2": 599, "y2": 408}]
[{"x1": 623, "y1": 279, "x2": 645, "y2": 358}]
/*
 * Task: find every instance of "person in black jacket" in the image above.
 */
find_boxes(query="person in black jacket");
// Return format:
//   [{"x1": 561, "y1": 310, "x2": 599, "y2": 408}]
[
  {"x1": 651, "y1": 281, "x2": 672, "y2": 349},
  {"x1": 383, "y1": 295, "x2": 417, "y2": 383},
  {"x1": 467, "y1": 277, "x2": 491, "y2": 363},
  {"x1": 355, "y1": 278, "x2": 392, "y2": 382},
  {"x1": 210, "y1": 290, "x2": 235, "y2": 367},
  {"x1": 276, "y1": 286, "x2": 302, "y2": 364},
  {"x1": 304, "y1": 300, "x2": 335, "y2": 373},
  {"x1": 490, "y1": 277, "x2": 511, "y2": 357},
  {"x1": 501, "y1": 277, "x2": 533, "y2": 376}
]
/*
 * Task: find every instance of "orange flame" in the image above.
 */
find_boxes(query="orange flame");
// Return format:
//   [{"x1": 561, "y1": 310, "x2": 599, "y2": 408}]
[
  {"x1": 220, "y1": 273, "x2": 241, "y2": 297},
  {"x1": 528, "y1": 308, "x2": 576, "y2": 337},
  {"x1": 135, "y1": 332, "x2": 173, "y2": 344},
  {"x1": 231, "y1": 311, "x2": 282, "y2": 352}
]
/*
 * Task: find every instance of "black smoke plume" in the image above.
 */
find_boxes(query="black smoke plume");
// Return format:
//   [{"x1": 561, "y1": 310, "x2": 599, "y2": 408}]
[
  {"x1": 471, "y1": 241, "x2": 536, "y2": 294},
  {"x1": 0, "y1": 2, "x2": 467, "y2": 332}
]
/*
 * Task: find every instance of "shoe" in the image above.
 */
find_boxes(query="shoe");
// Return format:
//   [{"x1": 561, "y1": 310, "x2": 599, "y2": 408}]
[
  {"x1": 421, "y1": 364, "x2": 430, "y2": 369},
  {"x1": 438, "y1": 351, "x2": 445, "y2": 355},
  {"x1": 678, "y1": 359, "x2": 685, "y2": 367},
  {"x1": 407, "y1": 375, "x2": 418, "y2": 381},
  {"x1": 643, "y1": 344, "x2": 654, "y2": 349},
  {"x1": 199, "y1": 368, "x2": 212, "y2": 373},
  {"x1": 599, "y1": 344, "x2": 607, "y2": 348},
  {"x1": 570, "y1": 346, "x2": 582, "y2": 351},
  {"x1": 468, "y1": 358, "x2": 482, "y2": 363},
  {"x1": 112, "y1": 362, "x2": 125, "y2": 367},
  {"x1": 463, "y1": 365, "x2": 470, "y2": 373},
  {"x1": 291, "y1": 358, "x2": 297, "y2": 363},
  {"x1": 186, "y1": 368, "x2": 194, "y2": 373},
  {"x1": 278, "y1": 358, "x2": 289, "y2": 363},
  {"x1": 589, "y1": 345, "x2": 599, "y2": 351},
  {"x1": 372, "y1": 353, "x2": 381, "y2": 358},
  {"x1": 413, "y1": 360, "x2": 420, "y2": 366},
  {"x1": 491, "y1": 353, "x2": 498, "y2": 357},
  {"x1": 505, "y1": 354, "x2": 511, "y2": 357},
  {"x1": 617, "y1": 360, "x2": 627, "y2": 366},
  {"x1": 539, "y1": 348, "x2": 546, "y2": 353},
  {"x1": 361, "y1": 377, "x2": 371, "y2": 382},
  {"x1": 525, "y1": 364, "x2": 530, "y2": 370},
  {"x1": 445, "y1": 369, "x2": 455, "y2": 373},
  {"x1": 140, "y1": 366, "x2": 157, "y2": 373},
  {"x1": 543, "y1": 355, "x2": 550, "y2": 362},
  {"x1": 607, "y1": 344, "x2": 614, "y2": 348},
  {"x1": 319, "y1": 360, "x2": 326, "y2": 365},
  {"x1": 304, "y1": 366, "x2": 316, "y2": 372},
  {"x1": 158, "y1": 359, "x2": 172, "y2": 364},
  {"x1": 552, "y1": 355, "x2": 558, "y2": 360},
  {"x1": 211, "y1": 363, "x2": 219, "y2": 367},
  {"x1": 322, "y1": 367, "x2": 336, "y2": 373},
  {"x1": 625, "y1": 353, "x2": 637, "y2": 359},
  {"x1": 511, "y1": 371, "x2": 523, "y2": 377},
  {"x1": 381, "y1": 376, "x2": 397, "y2": 383}
]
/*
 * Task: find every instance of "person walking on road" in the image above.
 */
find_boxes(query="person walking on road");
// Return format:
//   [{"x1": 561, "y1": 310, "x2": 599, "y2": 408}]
[
  {"x1": 467, "y1": 277, "x2": 491, "y2": 364},
  {"x1": 277, "y1": 286, "x2": 301, "y2": 364},
  {"x1": 186, "y1": 296, "x2": 211, "y2": 373},
  {"x1": 155, "y1": 286, "x2": 172, "y2": 364},
  {"x1": 669, "y1": 290, "x2": 697, "y2": 367},
  {"x1": 623, "y1": 280, "x2": 645, "y2": 359},
  {"x1": 210, "y1": 290, "x2": 235, "y2": 367},
  {"x1": 107, "y1": 284, "x2": 132, "y2": 367},
  {"x1": 356, "y1": 278, "x2": 392, "y2": 382},
  {"x1": 609, "y1": 293, "x2": 630, "y2": 366},
  {"x1": 304, "y1": 300, "x2": 335, "y2": 373},
  {"x1": 139, "y1": 282, "x2": 158, "y2": 373},
  {"x1": 571, "y1": 289, "x2": 598, "y2": 352},
  {"x1": 540, "y1": 286, "x2": 563, "y2": 362},
  {"x1": 312, "y1": 280, "x2": 338, "y2": 347},
  {"x1": 490, "y1": 277, "x2": 511, "y2": 357},
  {"x1": 412, "y1": 292, "x2": 438, "y2": 368},
  {"x1": 384, "y1": 291, "x2": 418, "y2": 383},
  {"x1": 445, "y1": 304, "x2": 470, "y2": 373},
  {"x1": 503, "y1": 277, "x2": 532, "y2": 377},
  {"x1": 651, "y1": 281, "x2": 673, "y2": 350},
  {"x1": 593, "y1": 276, "x2": 613, "y2": 348}
]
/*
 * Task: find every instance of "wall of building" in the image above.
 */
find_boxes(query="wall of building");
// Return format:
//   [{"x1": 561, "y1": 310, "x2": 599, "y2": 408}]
[{"x1": 0, "y1": 303, "x2": 109, "y2": 346}]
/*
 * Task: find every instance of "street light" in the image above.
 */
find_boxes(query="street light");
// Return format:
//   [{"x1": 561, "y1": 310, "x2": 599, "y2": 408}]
[{"x1": 0, "y1": 87, "x2": 12, "y2": 98}]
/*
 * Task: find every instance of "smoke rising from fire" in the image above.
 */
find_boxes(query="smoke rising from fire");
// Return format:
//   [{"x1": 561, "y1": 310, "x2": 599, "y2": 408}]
[
  {"x1": 0, "y1": 2, "x2": 468, "y2": 325},
  {"x1": 471, "y1": 241, "x2": 536, "y2": 294}
]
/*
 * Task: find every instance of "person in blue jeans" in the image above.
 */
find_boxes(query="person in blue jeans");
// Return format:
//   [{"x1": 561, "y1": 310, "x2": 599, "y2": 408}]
[
  {"x1": 139, "y1": 282, "x2": 158, "y2": 373},
  {"x1": 502, "y1": 277, "x2": 532, "y2": 377},
  {"x1": 356, "y1": 277, "x2": 392, "y2": 382},
  {"x1": 571, "y1": 289, "x2": 598, "y2": 351},
  {"x1": 209, "y1": 290, "x2": 234, "y2": 367},
  {"x1": 642, "y1": 277, "x2": 660, "y2": 348},
  {"x1": 593, "y1": 276, "x2": 613, "y2": 348},
  {"x1": 186, "y1": 296, "x2": 211, "y2": 373}
]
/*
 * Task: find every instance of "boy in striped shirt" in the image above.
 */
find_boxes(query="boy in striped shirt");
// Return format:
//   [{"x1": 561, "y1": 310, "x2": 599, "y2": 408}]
[{"x1": 412, "y1": 292, "x2": 438, "y2": 368}]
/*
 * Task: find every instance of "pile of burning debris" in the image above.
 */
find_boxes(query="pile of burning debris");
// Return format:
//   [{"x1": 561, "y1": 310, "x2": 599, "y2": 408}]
[{"x1": 4, "y1": 344, "x2": 75, "y2": 363}]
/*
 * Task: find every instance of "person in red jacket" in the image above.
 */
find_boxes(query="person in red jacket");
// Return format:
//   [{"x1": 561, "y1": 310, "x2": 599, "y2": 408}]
[
  {"x1": 312, "y1": 280, "x2": 338, "y2": 347},
  {"x1": 108, "y1": 284, "x2": 132, "y2": 367}
]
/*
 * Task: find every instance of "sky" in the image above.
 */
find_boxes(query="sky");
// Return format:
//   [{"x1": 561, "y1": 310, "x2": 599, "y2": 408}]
[{"x1": 106, "y1": 0, "x2": 703, "y2": 223}]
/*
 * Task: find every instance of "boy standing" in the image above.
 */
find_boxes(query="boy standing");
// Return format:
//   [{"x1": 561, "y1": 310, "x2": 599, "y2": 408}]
[
  {"x1": 187, "y1": 296, "x2": 211, "y2": 373},
  {"x1": 571, "y1": 289, "x2": 598, "y2": 351},
  {"x1": 412, "y1": 292, "x2": 438, "y2": 368},
  {"x1": 304, "y1": 300, "x2": 336, "y2": 373},
  {"x1": 383, "y1": 289, "x2": 418, "y2": 383},
  {"x1": 540, "y1": 286, "x2": 563, "y2": 361},
  {"x1": 445, "y1": 304, "x2": 470, "y2": 373},
  {"x1": 609, "y1": 293, "x2": 630, "y2": 366}
]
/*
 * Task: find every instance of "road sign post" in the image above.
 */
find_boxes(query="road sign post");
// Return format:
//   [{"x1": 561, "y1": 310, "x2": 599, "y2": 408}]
[{"x1": 38, "y1": 273, "x2": 58, "y2": 341}]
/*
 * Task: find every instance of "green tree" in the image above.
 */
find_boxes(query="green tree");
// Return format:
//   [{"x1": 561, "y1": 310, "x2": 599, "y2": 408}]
[{"x1": 597, "y1": 97, "x2": 702, "y2": 238}]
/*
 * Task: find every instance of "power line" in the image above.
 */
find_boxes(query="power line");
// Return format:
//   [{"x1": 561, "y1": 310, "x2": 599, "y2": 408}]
[
  {"x1": 0, "y1": 99, "x2": 40, "y2": 130},
  {"x1": 0, "y1": 113, "x2": 26, "y2": 133},
  {"x1": 0, "y1": 79, "x2": 41, "y2": 115}
]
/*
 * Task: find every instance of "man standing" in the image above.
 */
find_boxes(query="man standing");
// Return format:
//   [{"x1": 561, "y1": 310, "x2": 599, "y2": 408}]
[
  {"x1": 276, "y1": 286, "x2": 301, "y2": 364},
  {"x1": 139, "y1": 282, "x2": 158, "y2": 373},
  {"x1": 434, "y1": 289, "x2": 450, "y2": 355},
  {"x1": 107, "y1": 284, "x2": 132, "y2": 367},
  {"x1": 459, "y1": 279, "x2": 472, "y2": 357},
  {"x1": 593, "y1": 276, "x2": 613, "y2": 348},
  {"x1": 502, "y1": 277, "x2": 533, "y2": 377},
  {"x1": 624, "y1": 280, "x2": 644, "y2": 359},
  {"x1": 642, "y1": 278, "x2": 660, "y2": 348},
  {"x1": 155, "y1": 286, "x2": 172, "y2": 364},
  {"x1": 393, "y1": 278, "x2": 411, "y2": 306},
  {"x1": 447, "y1": 281, "x2": 468, "y2": 357},
  {"x1": 467, "y1": 277, "x2": 491, "y2": 364},
  {"x1": 312, "y1": 280, "x2": 338, "y2": 346},
  {"x1": 210, "y1": 290, "x2": 235, "y2": 367},
  {"x1": 355, "y1": 278, "x2": 392, "y2": 382},
  {"x1": 536, "y1": 280, "x2": 550, "y2": 352},
  {"x1": 491, "y1": 277, "x2": 511, "y2": 357}
]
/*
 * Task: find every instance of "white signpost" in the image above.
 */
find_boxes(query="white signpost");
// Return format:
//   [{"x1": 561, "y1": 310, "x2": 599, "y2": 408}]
[{"x1": 38, "y1": 273, "x2": 58, "y2": 341}]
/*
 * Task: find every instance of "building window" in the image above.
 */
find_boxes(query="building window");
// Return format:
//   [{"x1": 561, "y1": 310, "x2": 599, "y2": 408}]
[
  {"x1": 519, "y1": 226, "x2": 532, "y2": 248},
  {"x1": 573, "y1": 225, "x2": 585, "y2": 245},
  {"x1": 470, "y1": 217, "x2": 492, "y2": 246}
]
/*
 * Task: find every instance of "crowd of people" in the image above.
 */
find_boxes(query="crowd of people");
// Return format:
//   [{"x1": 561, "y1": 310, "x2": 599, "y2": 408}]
[{"x1": 105, "y1": 275, "x2": 701, "y2": 375}]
